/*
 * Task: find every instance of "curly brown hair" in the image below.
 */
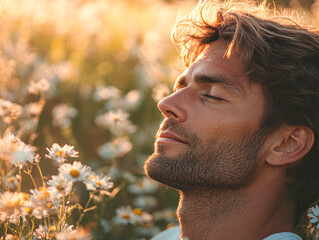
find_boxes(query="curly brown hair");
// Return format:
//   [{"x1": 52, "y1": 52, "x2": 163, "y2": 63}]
[{"x1": 172, "y1": 0, "x2": 319, "y2": 226}]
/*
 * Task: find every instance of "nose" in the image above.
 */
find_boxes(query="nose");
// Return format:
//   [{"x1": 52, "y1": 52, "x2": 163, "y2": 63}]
[{"x1": 157, "y1": 92, "x2": 187, "y2": 122}]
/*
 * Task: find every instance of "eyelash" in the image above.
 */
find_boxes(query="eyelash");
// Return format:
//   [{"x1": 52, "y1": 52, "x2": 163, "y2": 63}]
[
  {"x1": 203, "y1": 94, "x2": 224, "y2": 101},
  {"x1": 174, "y1": 83, "x2": 224, "y2": 102}
]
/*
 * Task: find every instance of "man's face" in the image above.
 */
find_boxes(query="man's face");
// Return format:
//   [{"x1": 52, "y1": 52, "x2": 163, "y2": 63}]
[{"x1": 144, "y1": 40, "x2": 267, "y2": 190}]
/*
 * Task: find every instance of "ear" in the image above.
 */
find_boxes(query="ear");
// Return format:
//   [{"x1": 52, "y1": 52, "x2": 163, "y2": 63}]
[{"x1": 266, "y1": 126, "x2": 314, "y2": 166}]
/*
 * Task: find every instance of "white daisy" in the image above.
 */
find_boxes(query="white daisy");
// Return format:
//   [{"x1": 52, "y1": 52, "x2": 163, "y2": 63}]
[
  {"x1": 28, "y1": 78, "x2": 50, "y2": 95},
  {"x1": 153, "y1": 208, "x2": 177, "y2": 222},
  {"x1": 105, "y1": 89, "x2": 142, "y2": 111},
  {"x1": 11, "y1": 143, "x2": 37, "y2": 168},
  {"x1": 0, "y1": 191, "x2": 23, "y2": 223},
  {"x1": 24, "y1": 102, "x2": 44, "y2": 117},
  {"x1": 134, "y1": 196, "x2": 158, "y2": 210},
  {"x1": 52, "y1": 104, "x2": 77, "y2": 128},
  {"x1": 21, "y1": 199, "x2": 34, "y2": 217},
  {"x1": 93, "y1": 85, "x2": 121, "y2": 101},
  {"x1": 123, "y1": 90, "x2": 141, "y2": 109},
  {"x1": 59, "y1": 222, "x2": 74, "y2": 234},
  {"x1": 5, "y1": 174, "x2": 19, "y2": 191},
  {"x1": 0, "y1": 98, "x2": 23, "y2": 124},
  {"x1": 99, "y1": 219, "x2": 111, "y2": 233},
  {"x1": 127, "y1": 178, "x2": 158, "y2": 194},
  {"x1": 108, "y1": 168, "x2": 136, "y2": 183},
  {"x1": 114, "y1": 206, "x2": 135, "y2": 225},
  {"x1": 34, "y1": 222, "x2": 72, "y2": 239},
  {"x1": 56, "y1": 227, "x2": 92, "y2": 240},
  {"x1": 308, "y1": 205, "x2": 319, "y2": 229},
  {"x1": 114, "y1": 206, "x2": 152, "y2": 226},
  {"x1": 34, "y1": 225, "x2": 50, "y2": 239},
  {"x1": 46, "y1": 143, "x2": 79, "y2": 164},
  {"x1": 97, "y1": 137, "x2": 133, "y2": 160},
  {"x1": 95, "y1": 109, "x2": 136, "y2": 136},
  {"x1": 131, "y1": 208, "x2": 153, "y2": 225},
  {"x1": 58, "y1": 161, "x2": 91, "y2": 183},
  {"x1": 30, "y1": 187, "x2": 61, "y2": 219},
  {"x1": 47, "y1": 174, "x2": 73, "y2": 194},
  {"x1": 0, "y1": 132, "x2": 36, "y2": 168},
  {"x1": 85, "y1": 173, "x2": 113, "y2": 192}
]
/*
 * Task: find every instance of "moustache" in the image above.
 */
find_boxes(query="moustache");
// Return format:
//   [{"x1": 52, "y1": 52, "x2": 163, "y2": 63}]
[{"x1": 156, "y1": 119, "x2": 199, "y2": 144}]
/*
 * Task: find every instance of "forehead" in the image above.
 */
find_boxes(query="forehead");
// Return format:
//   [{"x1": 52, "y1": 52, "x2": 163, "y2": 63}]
[
  {"x1": 186, "y1": 40, "x2": 245, "y2": 83},
  {"x1": 180, "y1": 40, "x2": 261, "y2": 97}
]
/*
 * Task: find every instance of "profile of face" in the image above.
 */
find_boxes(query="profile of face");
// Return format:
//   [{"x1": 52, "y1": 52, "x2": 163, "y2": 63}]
[{"x1": 144, "y1": 40, "x2": 268, "y2": 191}]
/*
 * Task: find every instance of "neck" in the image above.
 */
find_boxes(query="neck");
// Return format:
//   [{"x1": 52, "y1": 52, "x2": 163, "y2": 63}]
[{"x1": 177, "y1": 169, "x2": 295, "y2": 240}]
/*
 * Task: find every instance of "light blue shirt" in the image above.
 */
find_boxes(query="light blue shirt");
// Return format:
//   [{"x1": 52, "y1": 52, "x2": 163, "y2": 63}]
[{"x1": 151, "y1": 226, "x2": 302, "y2": 240}]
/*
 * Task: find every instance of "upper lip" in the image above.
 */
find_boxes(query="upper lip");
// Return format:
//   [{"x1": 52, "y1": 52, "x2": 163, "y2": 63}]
[{"x1": 158, "y1": 131, "x2": 188, "y2": 144}]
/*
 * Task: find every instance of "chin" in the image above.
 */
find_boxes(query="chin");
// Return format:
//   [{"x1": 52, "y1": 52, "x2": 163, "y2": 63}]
[
  {"x1": 144, "y1": 153, "x2": 163, "y2": 179},
  {"x1": 144, "y1": 153, "x2": 176, "y2": 187},
  {"x1": 144, "y1": 152, "x2": 193, "y2": 190}
]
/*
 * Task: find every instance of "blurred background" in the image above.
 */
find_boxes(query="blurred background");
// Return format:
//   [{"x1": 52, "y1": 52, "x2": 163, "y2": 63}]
[{"x1": 0, "y1": 0, "x2": 318, "y2": 239}]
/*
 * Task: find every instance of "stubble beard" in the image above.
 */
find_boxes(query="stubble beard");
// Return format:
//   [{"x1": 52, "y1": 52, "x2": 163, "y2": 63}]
[{"x1": 144, "y1": 119, "x2": 267, "y2": 191}]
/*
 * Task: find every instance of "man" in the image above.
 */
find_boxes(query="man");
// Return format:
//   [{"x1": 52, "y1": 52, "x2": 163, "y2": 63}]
[{"x1": 144, "y1": 0, "x2": 319, "y2": 239}]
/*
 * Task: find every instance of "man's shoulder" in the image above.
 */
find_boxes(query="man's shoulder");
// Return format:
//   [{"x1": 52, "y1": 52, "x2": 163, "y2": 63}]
[
  {"x1": 151, "y1": 226, "x2": 181, "y2": 240},
  {"x1": 264, "y1": 232, "x2": 302, "y2": 240}
]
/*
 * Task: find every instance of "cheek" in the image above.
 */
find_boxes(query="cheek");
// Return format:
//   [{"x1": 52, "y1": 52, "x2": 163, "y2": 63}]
[{"x1": 191, "y1": 108, "x2": 263, "y2": 142}]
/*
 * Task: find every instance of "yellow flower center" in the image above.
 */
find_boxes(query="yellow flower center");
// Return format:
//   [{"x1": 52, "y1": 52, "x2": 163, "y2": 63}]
[
  {"x1": 8, "y1": 177, "x2": 15, "y2": 183},
  {"x1": 132, "y1": 208, "x2": 143, "y2": 216},
  {"x1": 70, "y1": 169, "x2": 80, "y2": 178},
  {"x1": 14, "y1": 199, "x2": 20, "y2": 206},
  {"x1": 121, "y1": 213, "x2": 130, "y2": 219},
  {"x1": 56, "y1": 150, "x2": 68, "y2": 158},
  {"x1": 22, "y1": 193, "x2": 29, "y2": 201},
  {"x1": 49, "y1": 226, "x2": 56, "y2": 232},
  {"x1": 25, "y1": 207, "x2": 33, "y2": 214},
  {"x1": 47, "y1": 202, "x2": 53, "y2": 208},
  {"x1": 97, "y1": 181, "x2": 103, "y2": 186},
  {"x1": 43, "y1": 190, "x2": 50, "y2": 198},
  {"x1": 56, "y1": 151, "x2": 63, "y2": 157},
  {"x1": 5, "y1": 201, "x2": 13, "y2": 208},
  {"x1": 38, "y1": 188, "x2": 50, "y2": 199}
]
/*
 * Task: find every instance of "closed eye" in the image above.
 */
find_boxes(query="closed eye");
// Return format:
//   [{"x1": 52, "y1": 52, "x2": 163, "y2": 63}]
[{"x1": 204, "y1": 94, "x2": 224, "y2": 101}]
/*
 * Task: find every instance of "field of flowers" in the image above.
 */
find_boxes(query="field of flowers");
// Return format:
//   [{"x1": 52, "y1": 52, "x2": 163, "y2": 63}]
[{"x1": 0, "y1": 0, "x2": 319, "y2": 239}]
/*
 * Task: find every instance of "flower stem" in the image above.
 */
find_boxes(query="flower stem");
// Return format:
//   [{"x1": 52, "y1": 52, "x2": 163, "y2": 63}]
[
  {"x1": 18, "y1": 168, "x2": 22, "y2": 192},
  {"x1": 76, "y1": 191, "x2": 96, "y2": 227},
  {"x1": 57, "y1": 193, "x2": 66, "y2": 231},
  {"x1": 36, "y1": 163, "x2": 46, "y2": 188},
  {"x1": 27, "y1": 172, "x2": 37, "y2": 189}
]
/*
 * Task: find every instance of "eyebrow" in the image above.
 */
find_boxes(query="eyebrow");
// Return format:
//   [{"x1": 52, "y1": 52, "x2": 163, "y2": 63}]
[{"x1": 194, "y1": 74, "x2": 245, "y2": 97}]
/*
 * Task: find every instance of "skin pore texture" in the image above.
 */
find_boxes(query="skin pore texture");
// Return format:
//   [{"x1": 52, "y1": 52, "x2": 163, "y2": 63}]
[{"x1": 144, "y1": 40, "x2": 307, "y2": 240}]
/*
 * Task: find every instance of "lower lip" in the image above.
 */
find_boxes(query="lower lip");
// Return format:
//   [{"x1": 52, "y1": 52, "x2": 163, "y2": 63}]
[{"x1": 157, "y1": 137, "x2": 186, "y2": 144}]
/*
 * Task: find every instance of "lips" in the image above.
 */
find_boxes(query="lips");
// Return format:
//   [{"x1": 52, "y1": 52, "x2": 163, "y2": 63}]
[{"x1": 157, "y1": 131, "x2": 188, "y2": 144}]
